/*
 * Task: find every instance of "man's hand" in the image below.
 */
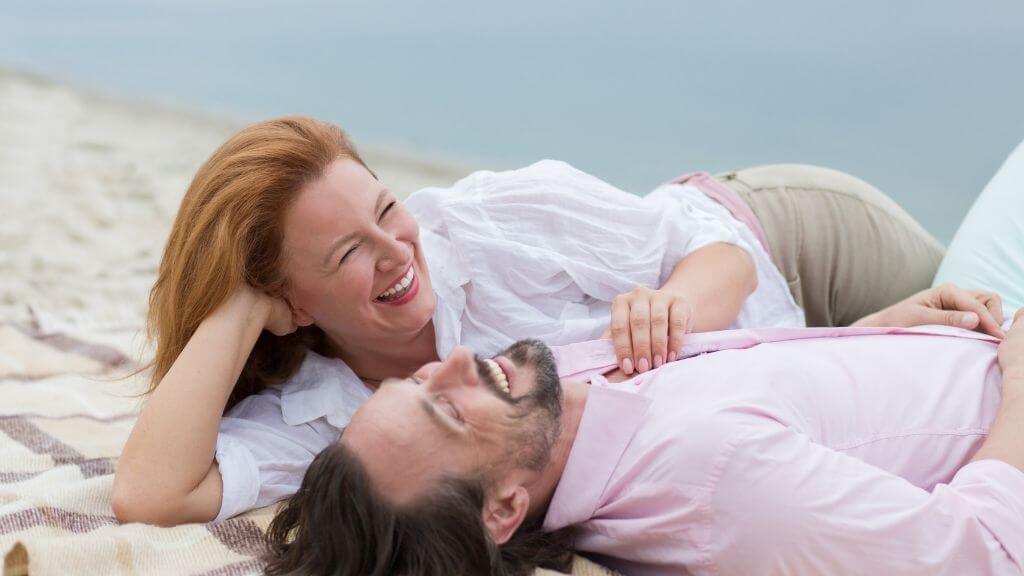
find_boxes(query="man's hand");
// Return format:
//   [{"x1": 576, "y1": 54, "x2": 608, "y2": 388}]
[
  {"x1": 970, "y1": 309, "x2": 1024, "y2": 472},
  {"x1": 998, "y1": 309, "x2": 1024, "y2": 382},
  {"x1": 851, "y1": 283, "x2": 1005, "y2": 337},
  {"x1": 607, "y1": 286, "x2": 695, "y2": 375}
]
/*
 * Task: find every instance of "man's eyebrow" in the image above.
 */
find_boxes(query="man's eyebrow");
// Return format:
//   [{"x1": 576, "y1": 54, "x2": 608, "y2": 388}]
[
  {"x1": 417, "y1": 397, "x2": 460, "y2": 437},
  {"x1": 321, "y1": 188, "x2": 389, "y2": 267}
]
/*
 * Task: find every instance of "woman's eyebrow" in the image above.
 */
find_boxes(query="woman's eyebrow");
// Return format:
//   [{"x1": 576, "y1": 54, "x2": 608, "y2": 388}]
[{"x1": 374, "y1": 188, "x2": 389, "y2": 213}]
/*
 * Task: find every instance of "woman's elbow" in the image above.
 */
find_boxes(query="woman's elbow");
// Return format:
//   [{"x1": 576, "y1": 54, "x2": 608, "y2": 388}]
[
  {"x1": 737, "y1": 249, "x2": 758, "y2": 295},
  {"x1": 111, "y1": 476, "x2": 195, "y2": 526}
]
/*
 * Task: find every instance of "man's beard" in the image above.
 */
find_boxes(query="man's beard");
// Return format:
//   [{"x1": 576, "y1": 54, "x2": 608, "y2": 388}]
[{"x1": 474, "y1": 339, "x2": 562, "y2": 472}]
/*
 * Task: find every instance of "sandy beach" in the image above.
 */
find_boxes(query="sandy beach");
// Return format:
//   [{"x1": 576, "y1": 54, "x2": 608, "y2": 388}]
[{"x1": 0, "y1": 68, "x2": 470, "y2": 334}]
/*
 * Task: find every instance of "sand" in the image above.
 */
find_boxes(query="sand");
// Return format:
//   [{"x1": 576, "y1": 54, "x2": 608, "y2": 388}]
[{"x1": 0, "y1": 69, "x2": 470, "y2": 333}]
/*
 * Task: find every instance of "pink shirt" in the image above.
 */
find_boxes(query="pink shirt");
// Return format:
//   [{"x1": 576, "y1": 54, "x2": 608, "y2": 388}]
[{"x1": 544, "y1": 326, "x2": 1024, "y2": 575}]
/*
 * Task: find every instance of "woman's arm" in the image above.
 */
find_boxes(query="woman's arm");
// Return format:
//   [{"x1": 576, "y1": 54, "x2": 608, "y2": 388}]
[
  {"x1": 113, "y1": 287, "x2": 291, "y2": 525},
  {"x1": 659, "y1": 242, "x2": 758, "y2": 331},
  {"x1": 610, "y1": 242, "x2": 757, "y2": 374}
]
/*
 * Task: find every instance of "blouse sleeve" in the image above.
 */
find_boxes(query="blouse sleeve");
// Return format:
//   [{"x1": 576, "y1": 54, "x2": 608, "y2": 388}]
[
  {"x1": 213, "y1": 391, "x2": 338, "y2": 522},
  {"x1": 709, "y1": 425, "x2": 1024, "y2": 575},
  {"x1": 429, "y1": 160, "x2": 744, "y2": 302}
]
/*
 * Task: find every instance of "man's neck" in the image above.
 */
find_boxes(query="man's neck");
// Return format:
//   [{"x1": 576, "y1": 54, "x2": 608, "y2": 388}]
[{"x1": 527, "y1": 378, "x2": 590, "y2": 515}]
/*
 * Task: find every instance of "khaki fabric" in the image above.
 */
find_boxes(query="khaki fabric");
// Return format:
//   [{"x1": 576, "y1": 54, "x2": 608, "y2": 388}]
[{"x1": 716, "y1": 165, "x2": 945, "y2": 327}]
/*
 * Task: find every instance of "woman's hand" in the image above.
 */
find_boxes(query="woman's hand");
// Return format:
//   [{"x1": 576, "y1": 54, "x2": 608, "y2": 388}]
[
  {"x1": 218, "y1": 285, "x2": 298, "y2": 337},
  {"x1": 609, "y1": 286, "x2": 695, "y2": 375},
  {"x1": 262, "y1": 292, "x2": 298, "y2": 337},
  {"x1": 852, "y1": 283, "x2": 1005, "y2": 337}
]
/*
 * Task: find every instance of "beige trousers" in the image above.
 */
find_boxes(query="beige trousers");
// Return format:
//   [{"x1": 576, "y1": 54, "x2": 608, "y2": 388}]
[{"x1": 716, "y1": 165, "x2": 945, "y2": 327}]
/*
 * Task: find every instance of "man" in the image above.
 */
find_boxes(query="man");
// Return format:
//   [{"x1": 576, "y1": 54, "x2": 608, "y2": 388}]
[{"x1": 261, "y1": 282, "x2": 1023, "y2": 576}]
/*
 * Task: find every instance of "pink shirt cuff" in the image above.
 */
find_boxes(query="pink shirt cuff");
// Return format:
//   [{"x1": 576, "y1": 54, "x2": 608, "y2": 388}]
[{"x1": 951, "y1": 458, "x2": 1024, "y2": 569}]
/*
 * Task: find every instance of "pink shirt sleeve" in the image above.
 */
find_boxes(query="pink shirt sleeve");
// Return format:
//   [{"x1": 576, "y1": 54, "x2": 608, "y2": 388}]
[{"x1": 708, "y1": 425, "x2": 1024, "y2": 575}]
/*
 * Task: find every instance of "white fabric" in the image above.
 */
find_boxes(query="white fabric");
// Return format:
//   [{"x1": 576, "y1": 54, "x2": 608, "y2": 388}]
[
  {"x1": 659, "y1": 183, "x2": 805, "y2": 329},
  {"x1": 213, "y1": 363, "x2": 344, "y2": 522},
  {"x1": 213, "y1": 159, "x2": 804, "y2": 521},
  {"x1": 934, "y1": 137, "x2": 1024, "y2": 312}
]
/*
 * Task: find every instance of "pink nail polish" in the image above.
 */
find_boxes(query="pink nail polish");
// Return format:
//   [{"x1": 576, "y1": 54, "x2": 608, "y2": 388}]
[
  {"x1": 622, "y1": 358, "x2": 634, "y2": 374},
  {"x1": 668, "y1": 351, "x2": 676, "y2": 362},
  {"x1": 638, "y1": 357, "x2": 650, "y2": 373},
  {"x1": 654, "y1": 354, "x2": 663, "y2": 368}
]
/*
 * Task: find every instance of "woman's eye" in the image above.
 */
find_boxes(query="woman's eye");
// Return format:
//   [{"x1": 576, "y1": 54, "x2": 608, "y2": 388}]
[{"x1": 338, "y1": 243, "x2": 360, "y2": 265}]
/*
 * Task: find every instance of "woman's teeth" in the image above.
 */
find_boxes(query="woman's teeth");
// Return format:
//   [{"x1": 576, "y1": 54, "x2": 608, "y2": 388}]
[
  {"x1": 483, "y1": 358, "x2": 511, "y2": 395},
  {"x1": 375, "y1": 267, "x2": 415, "y2": 302}
]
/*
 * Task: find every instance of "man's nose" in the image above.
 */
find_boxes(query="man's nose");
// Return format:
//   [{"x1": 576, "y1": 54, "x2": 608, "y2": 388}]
[{"x1": 426, "y1": 347, "x2": 479, "y2": 391}]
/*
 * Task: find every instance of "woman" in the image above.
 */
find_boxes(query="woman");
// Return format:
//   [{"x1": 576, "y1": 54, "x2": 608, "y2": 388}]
[{"x1": 112, "y1": 116, "x2": 948, "y2": 526}]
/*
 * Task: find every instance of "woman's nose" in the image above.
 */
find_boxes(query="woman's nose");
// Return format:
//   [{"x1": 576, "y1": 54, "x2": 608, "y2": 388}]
[
  {"x1": 376, "y1": 233, "x2": 412, "y2": 273},
  {"x1": 426, "y1": 347, "x2": 479, "y2": 391}
]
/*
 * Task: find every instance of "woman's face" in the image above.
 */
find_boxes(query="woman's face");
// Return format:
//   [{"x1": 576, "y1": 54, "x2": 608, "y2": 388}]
[{"x1": 281, "y1": 157, "x2": 435, "y2": 347}]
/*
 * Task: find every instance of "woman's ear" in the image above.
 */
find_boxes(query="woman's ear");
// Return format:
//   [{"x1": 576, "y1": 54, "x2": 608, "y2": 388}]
[
  {"x1": 292, "y1": 308, "x2": 315, "y2": 327},
  {"x1": 285, "y1": 296, "x2": 315, "y2": 327},
  {"x1": 482, "y1": 485, "x2": 530, "y2": 545}
]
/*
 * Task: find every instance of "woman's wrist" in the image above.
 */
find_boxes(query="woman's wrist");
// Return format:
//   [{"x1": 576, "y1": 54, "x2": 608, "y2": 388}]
[{"x1": 205, "y1": 286, "x2": 273, "y2": 336}]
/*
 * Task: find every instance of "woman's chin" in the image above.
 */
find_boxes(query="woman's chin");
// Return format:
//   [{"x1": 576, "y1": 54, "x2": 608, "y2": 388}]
[{"x1": 373, "y1": 288, "x2": 436, "y2": 335}]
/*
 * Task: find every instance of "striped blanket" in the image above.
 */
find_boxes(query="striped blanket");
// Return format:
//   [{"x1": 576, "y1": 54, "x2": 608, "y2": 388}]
[{"x1": 0, "y1": 323, "x2": 615, "y2": 576}]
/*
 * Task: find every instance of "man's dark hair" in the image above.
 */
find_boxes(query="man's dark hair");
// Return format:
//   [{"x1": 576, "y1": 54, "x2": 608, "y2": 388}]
[{"x1": 264, "y1": 442, "x2": 576, "y2": 576}]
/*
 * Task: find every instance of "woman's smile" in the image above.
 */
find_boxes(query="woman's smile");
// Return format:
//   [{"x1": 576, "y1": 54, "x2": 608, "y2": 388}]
[{"x1": 374, "y1": 264, "x2": 420, "y2": 305}]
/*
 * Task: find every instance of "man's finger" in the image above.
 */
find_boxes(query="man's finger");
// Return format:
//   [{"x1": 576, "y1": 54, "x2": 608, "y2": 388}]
[
  {"x1": 609, "y1": 299, "x2": 635, "y2": 374},
  {"x1": 649, "y1": 296, "x2": 670, "y2": 369},
  {"x1": 630, "y1": 301, "x2": 653, "y2": 373},
  {"x1": 938, "y1": 285, "x2": 1005, "y2": 337}
]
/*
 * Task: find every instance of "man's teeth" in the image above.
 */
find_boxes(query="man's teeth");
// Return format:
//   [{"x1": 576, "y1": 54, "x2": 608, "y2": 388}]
[
  {"x1": 375, "y1": 267, "x2": 415, "y2": 302},
  {"x1": 483, "y1": 358, "x2": 510, "y2": 395}
]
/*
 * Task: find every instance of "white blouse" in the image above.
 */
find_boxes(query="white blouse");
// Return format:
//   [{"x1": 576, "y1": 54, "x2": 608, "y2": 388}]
[{"x1": 213, "y1": 160, "x2": 803, "y2": 521}]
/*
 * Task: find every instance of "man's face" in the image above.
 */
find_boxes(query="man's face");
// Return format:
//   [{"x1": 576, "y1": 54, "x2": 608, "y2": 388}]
[{"x1": 342, "y1": 339, "x2": 563, "y2": 505}]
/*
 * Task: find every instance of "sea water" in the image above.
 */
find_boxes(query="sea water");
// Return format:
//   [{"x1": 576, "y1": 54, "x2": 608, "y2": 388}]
[{"x1": 2, "y1": 0, "x2": 1023, "y2": 242}]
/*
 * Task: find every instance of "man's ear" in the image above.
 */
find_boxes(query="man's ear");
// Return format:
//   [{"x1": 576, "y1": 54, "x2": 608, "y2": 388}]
[{"x1": 482, "y1": 485, "x2": 530, "y2": 545}]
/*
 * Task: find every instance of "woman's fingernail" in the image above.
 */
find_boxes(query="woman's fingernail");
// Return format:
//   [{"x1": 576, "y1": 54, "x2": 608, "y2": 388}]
[
  {"x1": 668, "y1": 351, "x2": 676, "y2": 362},
  {"x1": 961, "y1": 312, "x2": 979, "y2": 327},
  {"x1": 654, "y1": 354, "x2": 664, "y2": 368},
  {"x1": 638, "y1": 357, "x2": 650, "y2": 373},
  {"x1": 622, "y1": 358, "x2": 634, "y2": 374}
]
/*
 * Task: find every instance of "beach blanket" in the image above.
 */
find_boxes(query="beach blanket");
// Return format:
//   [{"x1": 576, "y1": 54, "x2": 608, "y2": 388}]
[{"x1": 0, "y1": 322, "x2": 616, "y2": 576}]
